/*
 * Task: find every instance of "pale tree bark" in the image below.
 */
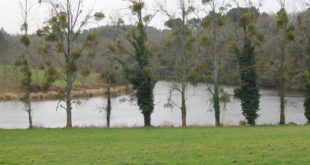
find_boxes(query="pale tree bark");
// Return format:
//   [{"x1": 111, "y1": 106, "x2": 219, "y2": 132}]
[
  {"x1": 279, "y1": 39, "x2": 286, "y2": 125},
  {"x1": 38, "y1": 0, "x2": 103, "y2": 128}
]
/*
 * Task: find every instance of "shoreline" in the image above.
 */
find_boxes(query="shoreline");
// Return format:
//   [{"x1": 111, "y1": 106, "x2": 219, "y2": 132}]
[
  {"x1": 0, "y1": 80, "x2": 306, "y2": 101},
  {"x1": 0, "y1": 123, "x2": 308, "y2": 130},
  {"x1": 0, "y1": 85, "x2": 132, "y2": 101}
]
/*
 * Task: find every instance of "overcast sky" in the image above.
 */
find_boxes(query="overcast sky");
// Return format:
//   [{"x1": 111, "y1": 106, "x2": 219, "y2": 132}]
[{"x1": 0, "y1": 0, "x2": 307, "y2": 34}]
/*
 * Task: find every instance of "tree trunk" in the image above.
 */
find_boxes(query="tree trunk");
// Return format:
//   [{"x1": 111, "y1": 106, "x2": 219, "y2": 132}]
[
  {"x1": 304, "y1": 95, "x2": 310, "y2": 124},
  {"x1": 306, "y1": 66, "x2": 310, "y2": 124},
  {"x1": 66, "y1": 72, "x2": 73, "y2": 128},
  {"x1": 106, "y1": 85, "x2": 111, "y2": 128},
  {"x1": 211, "y1": 17, "x2": 221, "y2": 126},
  {"x1": 27, "y1": 101, "x2": 33, "y2": 129},
  {"x1": 279, "y1": 43, "x2": 286, "y2": 125},
  {"x1": 65, "y1": 0, "x2": 73, "y2": 128},
  {"x1": 143, "y1": 112, "x2": 151, "y2": 127},
  {"x1": 66, "y1": 100, "x2": 72, "y2": 128},
  {"x1": 66, "y1": 99, "x2": 72, "y2": 128},
  {"x1": 304, "y1": 42, "x2": 310, "y2": 125},
  {"x1": 181, "y1": 84, "x2": 187, "y2": 127},
  {"x1": 279, "y1": 79, "x2": 285, "y2": 125},
  {"x1": 214, "y1": 85, "x2": 220, "y2": 126}
]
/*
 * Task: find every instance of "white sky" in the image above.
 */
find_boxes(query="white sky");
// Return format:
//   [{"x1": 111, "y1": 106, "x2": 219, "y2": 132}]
[{"x1": 0, "y1": 0, "x2": 307, "y2": 34}]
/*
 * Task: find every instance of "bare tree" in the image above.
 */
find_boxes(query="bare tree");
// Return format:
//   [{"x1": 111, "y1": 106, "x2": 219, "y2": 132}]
[
  {"x1": 276, "y1": 0, "x2": 295, "y2": 125},
  {"x1": 16, "y1": 0, "x2": 34, "y2": 129},
  {"x1": 161, "y1": 0, "x2": 200, "y2": 127},
  {"x1": 201, "y1": 0, "x2": 230, "y2": 126},
  {"x1": 37, "y1": 0, "x2": 104, "y2": 128},
  {"x1": 102, "y1": 16, "x2": 125, "y2": 128}
]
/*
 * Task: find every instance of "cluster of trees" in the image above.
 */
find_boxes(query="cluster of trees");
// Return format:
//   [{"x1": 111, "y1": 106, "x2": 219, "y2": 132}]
[{"x1": 1, "y1": 0, "x2": 310, "y2": 128}]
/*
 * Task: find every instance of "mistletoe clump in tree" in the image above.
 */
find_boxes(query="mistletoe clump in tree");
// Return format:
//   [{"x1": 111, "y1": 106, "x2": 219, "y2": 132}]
[
  {"x1": 119, "y1": 1, "x2": 155, "y2": 127},
  {"x1": 232, "y1": 11, "x2": 264, "y2": 126},
  {"x1": 37, "y1": 0, "x2": 104, "y2": 128}
]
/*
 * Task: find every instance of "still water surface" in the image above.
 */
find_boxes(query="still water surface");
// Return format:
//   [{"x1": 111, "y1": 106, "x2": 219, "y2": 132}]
[{"x1": 0, "y1": 81, "x2": 307, "y2": 129}]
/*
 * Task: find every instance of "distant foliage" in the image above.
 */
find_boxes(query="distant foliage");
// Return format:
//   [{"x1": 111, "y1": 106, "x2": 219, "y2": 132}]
[{"x1": 42, "y1": 67, "x2": 58, "y2": 92}]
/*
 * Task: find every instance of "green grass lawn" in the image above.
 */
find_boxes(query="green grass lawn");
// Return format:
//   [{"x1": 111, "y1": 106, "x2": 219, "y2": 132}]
[{"x1": 0, "y1": 126, "x2": 309, "y2": 165}]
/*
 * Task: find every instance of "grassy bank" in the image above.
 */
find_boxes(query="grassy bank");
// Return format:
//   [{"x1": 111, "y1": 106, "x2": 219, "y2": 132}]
[
  {"x1": 0, "y1": 65, "x2": 111, "y2": 100},
  {"x1": 0, "y1": 126, "x2": 309, "y2": 165},
  {"x1": 0, "y1": 65, "x2": 99, "y2": 92}
]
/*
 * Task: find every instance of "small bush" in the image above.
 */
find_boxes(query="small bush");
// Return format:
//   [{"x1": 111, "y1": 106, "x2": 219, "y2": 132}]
[{"x1": 239, "y1": 120, "x2": 247, "y2": 126}]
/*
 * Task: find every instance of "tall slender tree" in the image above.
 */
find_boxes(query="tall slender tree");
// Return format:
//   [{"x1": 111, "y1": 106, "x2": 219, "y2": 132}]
[
  {"x1": 296, "y1": 1, "x2": 310, "y2": 124},
  {"x1": 16, "y1": 0, "x2": 33, "y2": 129},
  {"x1": 297, "y1": 1, "x2": 310, "y2": 124},
  {"x1": 161, "y1": 0, "x2": 200, "y2": 127},
  {"x1": 102, "y1": 17, "x2": 124, "y2": 128},
  {"x1": 276, "y1": 1, "x2": 295, "y2": 125},
  {"x1": 37, "y1": 0, "x2": 104, "y2": 128},
  {"x1": 201, "y1": 0, "x2": 228, "y2": 126},
  {"x1": 118, "y1": 0, "x2": 155, "y2": 126},
  {"x1": 232, "y1": 7, "x2": 263, "y2": 125}
]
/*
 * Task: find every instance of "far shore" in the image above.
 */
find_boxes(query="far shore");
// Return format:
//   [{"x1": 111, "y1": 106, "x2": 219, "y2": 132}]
[{"x1": 0, "y1": 84, "x2": 132, "y2": 102}]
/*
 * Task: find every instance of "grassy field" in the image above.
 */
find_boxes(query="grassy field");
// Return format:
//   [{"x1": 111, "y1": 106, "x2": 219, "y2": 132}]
[{"x1": 0, "y1": 126, "x2": 309, "y2": 165}]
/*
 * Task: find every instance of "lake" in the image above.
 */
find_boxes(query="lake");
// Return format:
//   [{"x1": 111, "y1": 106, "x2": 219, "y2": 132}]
[{"x1": 0, "y1": 81, "x2": 307, "y2": 129}]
